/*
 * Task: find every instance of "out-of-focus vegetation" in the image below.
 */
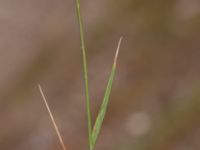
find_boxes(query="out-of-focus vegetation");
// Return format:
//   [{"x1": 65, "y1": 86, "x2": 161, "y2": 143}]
[{"x1": 0, "y1": 0, "x2": 200, "y2": 150}]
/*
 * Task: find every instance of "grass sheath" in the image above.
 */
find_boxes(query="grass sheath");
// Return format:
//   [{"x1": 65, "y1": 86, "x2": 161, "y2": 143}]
[{"x1": 38, "y1": 84, "x2": 67, "y2": 150}]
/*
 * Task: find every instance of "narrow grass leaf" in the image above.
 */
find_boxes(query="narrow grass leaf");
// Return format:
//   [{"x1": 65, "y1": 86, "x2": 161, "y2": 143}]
[
  {"x1": 91, "y1": 37, "x2": 123, "y2": 149},
  {"x1": 38, "y1": 84, "x2": 67, "y2": 150}
]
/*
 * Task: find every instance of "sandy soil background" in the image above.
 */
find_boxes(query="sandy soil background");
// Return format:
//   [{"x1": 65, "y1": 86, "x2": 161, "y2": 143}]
[{"x1": 1, "y1": 0, "x2": 200, "y2": 150}]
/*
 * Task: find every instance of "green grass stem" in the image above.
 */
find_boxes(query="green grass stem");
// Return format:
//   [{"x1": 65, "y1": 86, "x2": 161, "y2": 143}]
[{"x1": 75, "y1": 0, "x2": 93, "y2": 149}]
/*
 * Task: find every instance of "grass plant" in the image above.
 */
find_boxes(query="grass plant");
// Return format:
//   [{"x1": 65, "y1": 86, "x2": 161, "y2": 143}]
[{"x1": 38, "y1": 1, "x2": 122, "y2": 150}]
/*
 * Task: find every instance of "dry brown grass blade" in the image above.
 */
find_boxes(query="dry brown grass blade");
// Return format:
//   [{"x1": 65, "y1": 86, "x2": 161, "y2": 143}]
[
  {"x1": 38, "y1": 84, "x2": 67, "y2": 150},
  {"x1": 114, "y1": 37, "x2": 123, "y2": 67}
]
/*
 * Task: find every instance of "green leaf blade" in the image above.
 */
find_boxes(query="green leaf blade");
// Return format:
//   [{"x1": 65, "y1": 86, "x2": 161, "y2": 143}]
[
  {"x1": 91, "y1": 37, "x2": 123, "y2": 149},
  {"x1": 91, "y1": 66, "x2": 116, "y2": 149}
]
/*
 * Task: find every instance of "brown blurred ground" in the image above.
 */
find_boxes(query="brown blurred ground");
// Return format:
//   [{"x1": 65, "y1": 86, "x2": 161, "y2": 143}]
[{"x1": 1, "y1": 0, "x2": 200, "y2": 150}]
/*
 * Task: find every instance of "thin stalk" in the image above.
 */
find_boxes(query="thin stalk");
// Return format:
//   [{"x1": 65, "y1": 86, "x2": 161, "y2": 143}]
[
  {"x1": 38, "y1": 84, "x2": 67, "y2": 150},
  {"x1": 75, "y1": 0, "x2": 93, "y2": 149}
]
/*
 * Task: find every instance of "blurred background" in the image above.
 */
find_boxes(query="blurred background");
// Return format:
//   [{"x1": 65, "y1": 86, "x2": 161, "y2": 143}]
[{"x1": 1, "y1": 0, "x2": 200, "y2": 150}]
